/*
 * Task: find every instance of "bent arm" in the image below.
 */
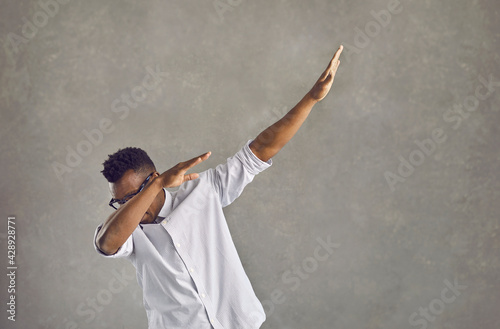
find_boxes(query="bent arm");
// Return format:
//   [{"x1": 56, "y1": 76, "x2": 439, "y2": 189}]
[
  {"x1": 96, "y1": 177, "x2": 163, "y2": 255},
  {"x1": 96, "y1": 152, "x2": 211, "y2": 255}
]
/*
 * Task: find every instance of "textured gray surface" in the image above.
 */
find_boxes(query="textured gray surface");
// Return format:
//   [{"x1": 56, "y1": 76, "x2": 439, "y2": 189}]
[{"x1": 1, "y1": 0, "x2": 499, "y2": 328}]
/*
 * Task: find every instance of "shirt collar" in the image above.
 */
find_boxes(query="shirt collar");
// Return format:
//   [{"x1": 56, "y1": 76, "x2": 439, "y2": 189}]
[{"x1": 154, "y1": 188, "x2": 173, "y2": 223}]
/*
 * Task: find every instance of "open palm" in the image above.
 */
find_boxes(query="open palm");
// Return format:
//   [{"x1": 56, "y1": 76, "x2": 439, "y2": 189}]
[
  {"x1": 308, "y1": 45, "x2": 343, "y2": 102},
  {"x1": 158, "y1": 152, "x2": 211, "y2": 188}
]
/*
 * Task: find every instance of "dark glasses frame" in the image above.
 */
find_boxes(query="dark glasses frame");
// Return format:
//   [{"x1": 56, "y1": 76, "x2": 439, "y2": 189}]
[{"x1": 108, "y1": 172, "x2": 155, "y2": 210}]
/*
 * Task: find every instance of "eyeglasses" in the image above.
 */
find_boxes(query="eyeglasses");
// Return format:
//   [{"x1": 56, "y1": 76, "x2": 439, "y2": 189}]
[{"x1": 109, "y1": 172, "x2": 155, "y2": 210}]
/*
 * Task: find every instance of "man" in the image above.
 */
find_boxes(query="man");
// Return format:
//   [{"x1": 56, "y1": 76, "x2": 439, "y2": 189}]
[{"x1": 93, "y1": 45, "x2": 343, "y2": 329}]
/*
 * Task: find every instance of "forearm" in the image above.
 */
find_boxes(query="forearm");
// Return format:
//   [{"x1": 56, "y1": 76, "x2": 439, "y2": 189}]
[
  {"x1": 96, "y1": 178, "x2": 163, "y2": 254},
  {"x1": 250, "y1": 92, "x2": 318, "y2": 162}
]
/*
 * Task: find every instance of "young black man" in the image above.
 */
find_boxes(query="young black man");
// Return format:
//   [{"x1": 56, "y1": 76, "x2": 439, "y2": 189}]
[{"x1": 94, "y1": 45, "x2": 343, "y2": 329}]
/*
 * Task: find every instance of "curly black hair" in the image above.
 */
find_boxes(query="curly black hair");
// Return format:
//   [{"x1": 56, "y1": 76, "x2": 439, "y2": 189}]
[{"x1": 101, "y1": 147, "x2": 156, "y2": 183}]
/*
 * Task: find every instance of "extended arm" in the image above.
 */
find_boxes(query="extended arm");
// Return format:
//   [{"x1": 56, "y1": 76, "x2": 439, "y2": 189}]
[{"x1": 250, "y1": 45, "x2": 343, "y2": 162}]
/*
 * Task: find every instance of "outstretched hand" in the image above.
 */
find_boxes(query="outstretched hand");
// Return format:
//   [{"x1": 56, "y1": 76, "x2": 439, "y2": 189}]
[
  {"x1": 157, "y1": 152, "x2": 211, "y2": 188},
  {"x1": 308, "y1": 45, "x2": 343, "y2": 102}
]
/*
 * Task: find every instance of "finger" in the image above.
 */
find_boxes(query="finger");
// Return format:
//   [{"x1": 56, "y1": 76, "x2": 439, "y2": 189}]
[
  {"x1": 320, "y1": 61, "x2": 339, "y2": 83},
  {"x1": 319, "y1": 65, "x2": 332, "y2": 81},
  {"x1": 319, "y1": 45, "x2": 343, "y2": 81},
  {"x1": 324, "y1": 71, "x2": 334, "y2": 85},
  {"x1": 329, "y1": 57, "x2": 341, "y2": 76},
  {"x1": 327, "y1": 45, "x2": 344, "y2": 69},
  {"x1": 332, "y1": 44, "x2": 343, "y2": 62},
  {"x1": 326, "y1": 45, "x2": 343, "y2": 72},
  {"x1": 183, "y1": 172, "x2": 200, "y2": 182},
  {"x1": 179, "y1": 151, "x2": 211, "y2": 171},
  {"x1": 322, "y1": 59, "x2": 341, "y2": 86},
  {"x1": 332, "y1": 59, "x2": 341, "y2": 73}
]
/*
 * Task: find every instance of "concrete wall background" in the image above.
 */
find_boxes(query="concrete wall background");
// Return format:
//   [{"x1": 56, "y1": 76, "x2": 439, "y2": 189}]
[{"x1": 1, "y1": 0, "x2": 499, "y2": 328}]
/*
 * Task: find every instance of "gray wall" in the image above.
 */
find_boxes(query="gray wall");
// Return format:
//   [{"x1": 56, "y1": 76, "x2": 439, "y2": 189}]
[{"x1": 1, "y1": 0, "x2": 499, "y2": 328}]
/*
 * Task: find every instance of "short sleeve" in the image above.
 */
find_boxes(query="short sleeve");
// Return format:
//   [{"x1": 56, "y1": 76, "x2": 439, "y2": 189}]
[
  {"x1": 202, "y1": 139, "x2": 272, "y2": 207},
  {"x1": 93, "y1": 223, "x2": 133, "y2": 258}
]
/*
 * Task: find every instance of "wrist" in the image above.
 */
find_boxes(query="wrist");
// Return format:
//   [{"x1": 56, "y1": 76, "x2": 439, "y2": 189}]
[
  {"x1": 301, "y1": 92, "x2": 319, "y2": 109},
  {"x1": 304, "y1": 91, "x2": 320, "y2": 105},
  {"x1": 151, "y1": 175, "x2": 166, "y2": 190}
]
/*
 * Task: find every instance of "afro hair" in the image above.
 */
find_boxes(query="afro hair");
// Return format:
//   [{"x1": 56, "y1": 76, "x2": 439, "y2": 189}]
[{"x1": 101, "y1": 147, "x2": 156, "y2": 183}]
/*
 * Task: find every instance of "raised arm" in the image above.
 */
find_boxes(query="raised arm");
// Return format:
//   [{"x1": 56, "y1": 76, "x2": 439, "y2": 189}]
[{"x1": 250, "y1": 45, "x2": 343, "y2": 162}]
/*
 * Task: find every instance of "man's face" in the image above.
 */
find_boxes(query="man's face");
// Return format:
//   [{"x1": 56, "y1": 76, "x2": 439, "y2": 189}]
[{"x1": 109, "y1": 169, "x2": 164, "y2": 224}]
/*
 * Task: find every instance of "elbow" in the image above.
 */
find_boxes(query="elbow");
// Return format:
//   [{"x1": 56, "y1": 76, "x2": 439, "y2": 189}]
[
  {"x1": 96, "y1": 230, "x2": 118, "y2": 256},
  {"x1": 249, "y1": 141, "x2": 274, "y2": 162}
]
